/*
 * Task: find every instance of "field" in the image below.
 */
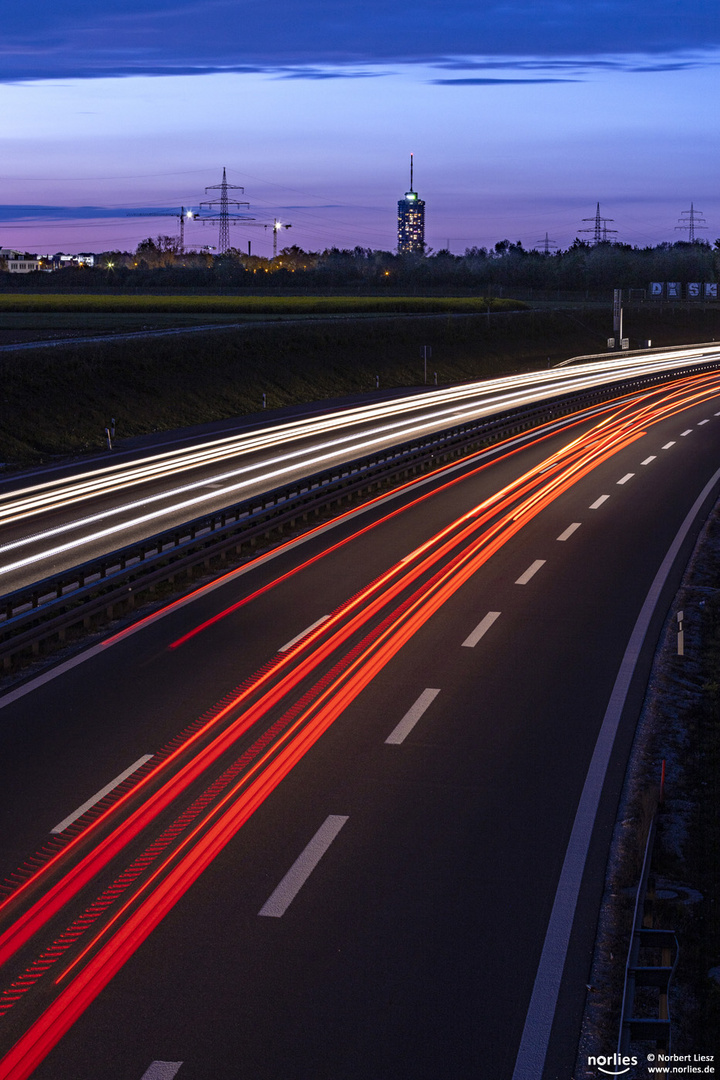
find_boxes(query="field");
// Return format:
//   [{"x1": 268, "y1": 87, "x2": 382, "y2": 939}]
[
  {"x1": 2, "y1": 300, "x2": 720, "y2": 466},
  {"x1": 0, "y1": 293, "x2": 525, "y2": 316}
]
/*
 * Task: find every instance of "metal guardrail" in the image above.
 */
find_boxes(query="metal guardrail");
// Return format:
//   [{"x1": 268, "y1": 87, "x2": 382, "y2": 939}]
[
  {"x1": 2, "y1": 357, "x2": 719, "y2": 672},
  {"x1": 618, "y1": 813, "x2": 678, "y2": 1058}
]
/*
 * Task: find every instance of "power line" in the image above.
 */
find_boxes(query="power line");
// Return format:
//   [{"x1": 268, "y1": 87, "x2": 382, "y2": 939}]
[
  {"x1": 675, "y1": 202, "x2": 708, "y2": 242},
  {"x1": 579, "y1": 202, "x2": 617, "y2": 244},
  {"x1": 534, "y1": 232, "x2": 558, "y2": 254},
  {"x1": 198, "y1": 167, "x2": 252, "y2": 254}
]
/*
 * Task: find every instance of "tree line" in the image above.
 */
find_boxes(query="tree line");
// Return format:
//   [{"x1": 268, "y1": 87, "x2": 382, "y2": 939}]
[{"x1": 2, "y1": 235, "x2": 719, "y2": 293}]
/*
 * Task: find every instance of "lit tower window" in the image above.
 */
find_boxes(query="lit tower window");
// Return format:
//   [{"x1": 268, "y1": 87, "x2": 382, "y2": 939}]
[{"x1": 397, "y1": 154, "x2": 425, "y2": 255}]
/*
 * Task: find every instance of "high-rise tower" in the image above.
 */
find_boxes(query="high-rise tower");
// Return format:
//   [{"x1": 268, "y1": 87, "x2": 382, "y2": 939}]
[{"x1": 397, "y1": 155, "x2": 425, "y2": 254}]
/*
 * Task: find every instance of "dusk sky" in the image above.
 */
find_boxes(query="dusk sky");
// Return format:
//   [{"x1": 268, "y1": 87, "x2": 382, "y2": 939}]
[{"x1": 2, "y1": 1, "x2": 719, "y2": 257}]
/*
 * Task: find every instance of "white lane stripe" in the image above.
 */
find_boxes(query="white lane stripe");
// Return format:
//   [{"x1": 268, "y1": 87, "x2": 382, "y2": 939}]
[
  {"x1": 140, "y1": 1064, "x2": 183, "y2": 1080},
  {"x1": 589, "y1": 495, "x2": 609, "y2": 509},
  {"x1": 386, "y1": 688, "x2": 441, "y2": 743},
  {"x1": 279, "y1": 615, "x2": 329, "y2": 652},
  {"x1": 462, "y1": 610, "x2": 502, "y2": 648},
  {"x1": 511, "y1": 461, "x2": 720, "y2": 1080},
  {"x1": 259, "y1": 815, "x2": 349, "y2": 917},
  {"x1": 715, "y1": 411, "x2": 720, "y2": 416},
  {"x1": 515, "y1": 560, "x2": 546, "y2": 585},
  {"x1": 641, "y1": 455, "x2": 656, "y2": 465},
  {"x1": 0, "y1": 416, "x2": 606, "y2": 713},
  {"x1": 698, "y1": 419, "x2": 710, "y2": 425},
  {"x1": 51, "y1": 755, "x2": 153, "y2": 834},
  {"x1": 556, "y1": 522, "x2": 581, "y2": 542},
  {"x1": 662, "y1": 441, "x2": 675, "y2": 449},
  {"x1": 681, "y1": 428, "x2": 693, "y2": 436},
  {"x1": 617, "y1": 473, "x2": 634, "y2": 485}
]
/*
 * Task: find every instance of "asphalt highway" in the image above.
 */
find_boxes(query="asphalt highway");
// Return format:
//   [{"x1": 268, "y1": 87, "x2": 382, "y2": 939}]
[
  {"x1": 0, "y1": 367, "x2": 719, "y2": 1078},
  {"x1": 1, "y1": 344, "x2": 718, "y2": 594}
]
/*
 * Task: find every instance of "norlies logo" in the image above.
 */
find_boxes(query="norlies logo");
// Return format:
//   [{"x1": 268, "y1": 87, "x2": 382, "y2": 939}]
[{"x1": 588, "y1": 1054, "x2": 639, "y2": 1076}]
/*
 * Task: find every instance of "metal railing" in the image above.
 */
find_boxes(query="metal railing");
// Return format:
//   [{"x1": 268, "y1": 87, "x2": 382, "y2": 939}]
[
  {"x1": 2, "y1": 357, "x2": 718, "y2": 672},
  {"x1": 618, "y1": 813, "x2": 678, "y2": 1058}
]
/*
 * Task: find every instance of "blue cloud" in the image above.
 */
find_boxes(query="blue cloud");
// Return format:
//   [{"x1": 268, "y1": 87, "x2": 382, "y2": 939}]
[
  {"x1": 1, "y1": 1, "x2": 718, "y2": 80},
  {"x1": 431, "y1": 77, "x2": 579, "y2": 85},
  {"x1": 0, "y1": 205, "x2": 181, "y2": 220}
]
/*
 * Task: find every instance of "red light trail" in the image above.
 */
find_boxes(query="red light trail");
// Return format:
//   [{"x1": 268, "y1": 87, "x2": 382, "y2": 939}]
[{"x1": 0, "y1": 370, "x2": 719, "y2": 1078}]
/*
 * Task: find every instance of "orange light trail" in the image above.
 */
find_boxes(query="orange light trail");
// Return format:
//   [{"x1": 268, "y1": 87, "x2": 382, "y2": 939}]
[{"x1": 1, "y1": 371, "x2": 720, "y2": 1078}]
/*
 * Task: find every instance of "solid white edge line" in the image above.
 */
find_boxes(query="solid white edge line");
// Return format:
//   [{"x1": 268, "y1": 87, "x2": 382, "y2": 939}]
[
  {"x1": 589, "y1": 495, "x2": 609, "y2": 509},
  {"x1": 462, "y1": 611, "x2": 502, "y2": 648},
  {"x1": 0, "y1": 421, "x2": 566, "y2": 713},
  {"x1": 258, "y1": 815, "x2": 349, "y2": 917},
  {"x1": 139, "y1": 1063, "x2": 183, "y2": 1080},
  {"x1": 515, "y1": 560, "x2": 546, "y2": 586},
  {"x1": 641, "y1": 456, "x2": 656, "y2": 465},
  {"x1": 556, "y1": 523, "x2": 581, "y2": 542},
  {"x1": 386, "y1": 688, "x2": 441, "y2": 743},
  {"x1": 617, "y1": 473, "x2": 634, "y2": 485},
  {"x1": 51, "y1": 754, "x2": 154, "y2": 834},
  {"x1": 279, "y1": 615, "x2": 329, "y2": 653},
  {"x1": 511, "y1": 461, "x2": 720, "y2": 1080}
]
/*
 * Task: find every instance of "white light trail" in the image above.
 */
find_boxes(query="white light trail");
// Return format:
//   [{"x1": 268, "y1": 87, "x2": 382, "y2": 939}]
[{"x1": 1, "y1": 345, "x2": 718, "y2": 580}]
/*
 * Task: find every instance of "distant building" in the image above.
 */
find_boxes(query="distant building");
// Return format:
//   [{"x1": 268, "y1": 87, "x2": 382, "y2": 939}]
[
  {"x1": 0, "y1": 249, "x2": 40, "y2": 273},
  {"x1": 397, "y1": 155, "x2": 425, "y2": 255}
]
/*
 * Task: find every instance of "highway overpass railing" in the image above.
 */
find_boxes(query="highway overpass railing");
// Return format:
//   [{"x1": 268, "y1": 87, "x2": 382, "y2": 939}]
[
  {"x1": 2, "y1": 356, "x2": 720, "y2": 674},
  {"x1": 618, "y1": 810, "x2": 678, "y2": 1056}
]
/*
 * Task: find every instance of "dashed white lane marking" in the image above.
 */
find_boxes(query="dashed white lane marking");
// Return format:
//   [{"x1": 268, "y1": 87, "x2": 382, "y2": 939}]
[
  {"x1": 51, "y1": 755, "x2": 154, "y2": 834},
  {"x1": 715, "y1": 411, "x2": 720, "y2": 416},
  {"x1": 589, "y1": 495, "x2": 609, "y2": 509},
  {"x1": 556, "y1": 523, "x2": 581, "y2": 542},
  {"x1": 641, "y1": 456, "x2": 656, "y2": 465},
  {"x1": 681, "y1": 429, "x2": 693, "y2": 436},
  {"x1": 462, "y1": 611, "x2": 502, "y2": 649},
  {"x1": 386, "y1": 688, "x2": 441, "y2": 743},
  {"x1": 515, "y1": 560, "x2": 546, "y2": 585},
  {"x1": 662, "y1": 441, "x2": 676, "y2": 449},
  {"x1": 279, "y1": 615, "x2": 330, "y2": 652},
  {"x1": 139, "y1": 1062, "x2": 183, "y2": 1080},
  {"x1": 698, "y1": 419, "x2": 710, "y2": 426},
  {"x1": 617, "y1": 473, "x2": 635, "y2": 485},
  {"x1": 259, "y1": 815, "x2": 349, "y2": 917},
  {"x1": 511, "y1": 461, "x2": 720, "y2": 1080}
]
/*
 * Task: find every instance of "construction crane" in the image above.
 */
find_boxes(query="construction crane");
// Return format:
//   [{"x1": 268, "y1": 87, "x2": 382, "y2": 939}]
[
  {"x1": 264, "y1": 219, "x2": 293, "y2": 259},
  {"x1": 128, "y1": 207, "x2": 197, "y2": 253}
]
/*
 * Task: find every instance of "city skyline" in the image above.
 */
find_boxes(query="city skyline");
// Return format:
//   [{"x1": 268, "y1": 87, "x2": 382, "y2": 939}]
[{"x1": 1, "y1": 2, "x2": 719, "y2": 255}]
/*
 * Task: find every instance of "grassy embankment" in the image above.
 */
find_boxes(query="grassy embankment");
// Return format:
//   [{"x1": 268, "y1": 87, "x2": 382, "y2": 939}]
[{"x1": 2, "y1": 294, "x2": 720, "y2": 465}]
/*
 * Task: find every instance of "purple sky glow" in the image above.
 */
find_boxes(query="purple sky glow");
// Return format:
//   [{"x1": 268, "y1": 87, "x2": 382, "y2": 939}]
[{"x1": 1, "y1": 2, "x2": 719, "y2": 257}]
